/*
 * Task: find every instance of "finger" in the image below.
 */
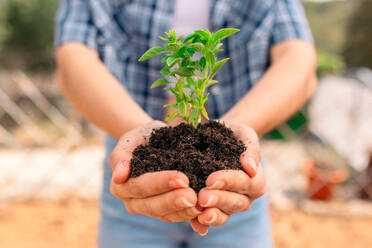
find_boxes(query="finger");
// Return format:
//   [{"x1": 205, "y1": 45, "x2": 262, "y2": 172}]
[
  {"x1": 198, "y1": 189, "x2": 252, "y2": 214},
  {"x1": 198, "y1": 208, "x2": 229, "y2": 227},
  {"x1": 224, "y1": 123, "x2": 260, "y2": 178},
  {"x1": 247, "y1": 164, "x2": 266, "y2": 199},
  {"x1": 124, "y1": 188, "x2": 197, "y2": 217},
  {"x1": 240, "y1": 152, "x2": 258, "y2": 178},
  {"x1": 190, "y1": 218, "x2": 209, "y2": 236},
  {"x1": 111, "y1": 170, "x2": 189, "y2": 199},
  {"x1": 111, "y1": 171, "x2": 189, "y2": 199},
  {"x1": 206, "y1": 170, "x2": 251, "y2": 195},
  {"x1": 112, "y1": 161, "x2": 131, "y2": 185},
  {"x1": 160, "y1": 206, "x2": 203, "y2": 223},
  {"x1": 205, "y1": 166, "x2": 266, "y2": 200},
  {"x1": 109, "y1": 121, "x2": 166, "y2": 183}
]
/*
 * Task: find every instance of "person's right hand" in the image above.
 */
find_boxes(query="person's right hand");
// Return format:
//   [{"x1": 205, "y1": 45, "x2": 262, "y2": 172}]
[{"x1": 109, "y1": 121, "x2": 203, "y2": 224}]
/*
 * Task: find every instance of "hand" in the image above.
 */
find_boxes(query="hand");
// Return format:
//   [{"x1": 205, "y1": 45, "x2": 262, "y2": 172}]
[
  {"x1": 190, "y1": 121, "x2": 266, "y2": 235},
  {"x1": 109, "y1": 120, "x2": 202, "y2": 223}
]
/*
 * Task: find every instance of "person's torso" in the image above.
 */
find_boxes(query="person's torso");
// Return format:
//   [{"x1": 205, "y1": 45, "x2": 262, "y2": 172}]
[{"x1": 89, "y1": 0, "x2": 276, "y2": 120}]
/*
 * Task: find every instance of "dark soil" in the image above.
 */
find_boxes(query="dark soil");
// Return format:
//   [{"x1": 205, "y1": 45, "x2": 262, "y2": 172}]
[{"x1": 130, "y1": 121, "x2": 246, "y2": 192}]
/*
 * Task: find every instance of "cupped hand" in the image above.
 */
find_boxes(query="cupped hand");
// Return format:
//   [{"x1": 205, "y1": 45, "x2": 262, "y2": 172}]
[
  {"x1": 109, "y1": 121, "x2": 202, "y2": 223},
  {"x1": 190, "y1": 121, "x2": 266, "y2": 235}
]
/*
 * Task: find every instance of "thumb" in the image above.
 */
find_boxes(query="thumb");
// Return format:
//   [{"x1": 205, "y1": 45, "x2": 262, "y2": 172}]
[
  {"x1": 109, "y1": 120, "x2": 166, "y2": 184},
  {"x1": 240, "y1": 152, "x2": 258, "y2": 178},
  {"x1": 109, "y1": 134, "x2": 137, "y2": 184},
  {"x1": 112, "y1": 160, "x2": 131, "y2": 184},
  {"x1": 234, "y1": 125, "x2": 260, "y2": 178},
  {"x1": 218, "y1": 121, "x2": 261, "y2": 176}
]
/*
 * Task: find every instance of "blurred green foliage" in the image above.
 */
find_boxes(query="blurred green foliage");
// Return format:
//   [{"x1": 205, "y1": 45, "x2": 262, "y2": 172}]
[
  {"x1": 317, "y1": 51, "x2": 344, "y2": 76},
  {"x1": 303, "y1": 1, "x2": 353, "y2": 56},
  {"x1": 264, "y1": 111, "x2": 308, "y2": 140},
  {"x1": 343, "y1": 0, "x2": 372, "y2": 69},
  {"x1": 0, "y1": 0, "x2": 58, "y2": 71}
]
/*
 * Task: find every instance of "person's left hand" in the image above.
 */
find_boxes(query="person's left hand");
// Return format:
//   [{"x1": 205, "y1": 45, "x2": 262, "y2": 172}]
[{"x1": 190, "y1": 121, "x2": 266, "y2": 235}]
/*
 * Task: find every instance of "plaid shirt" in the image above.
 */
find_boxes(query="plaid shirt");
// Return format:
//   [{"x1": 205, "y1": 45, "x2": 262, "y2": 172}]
[{"x1": 55, "y1": 0, "x2": 313, "y2": 121}]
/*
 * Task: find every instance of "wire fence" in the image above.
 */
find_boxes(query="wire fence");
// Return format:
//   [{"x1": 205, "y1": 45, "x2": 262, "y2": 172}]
[
  {"x1": 0, "y1": 70, "x2": 103, "y2": 203},
  {"x1": 0, "y1": 70, "x2": 371, "y2": 217}
]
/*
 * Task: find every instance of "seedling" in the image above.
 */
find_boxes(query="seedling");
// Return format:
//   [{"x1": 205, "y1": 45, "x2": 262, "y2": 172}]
[{"x1": 139, "y1": 28, "x2": 239, "y2": 127}]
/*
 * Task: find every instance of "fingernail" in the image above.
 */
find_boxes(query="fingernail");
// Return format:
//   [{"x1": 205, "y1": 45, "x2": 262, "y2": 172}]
[
  {"x1": 176, "y1": 197, "x2": 194, "y2": 208},
  {"x1": 169, "y1": 178, "x2": 188, "y2": 188},
  {"x1": 113, "y1": 161, "x2": 129, "y2": 183},
  {"x1": 204, "y1": 213, "x2": 217, "y2": 224},
  {"x1": 246, "y1": 157, "x2": 257, "y2": 174},
  {"x1": 207, "y1": 180, "x2": 224, "y2": 190},
  {"x1": 200, "y1": 230, "x2": 208, "y2": 236},
  {"x1": 200, "y1": 195, "x2": 217, "y2": 207}
]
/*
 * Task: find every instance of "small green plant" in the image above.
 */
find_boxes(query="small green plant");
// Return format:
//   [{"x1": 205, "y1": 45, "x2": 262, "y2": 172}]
[{"x1": 139, "y1": 28, "x2": 239, "y2": 127}]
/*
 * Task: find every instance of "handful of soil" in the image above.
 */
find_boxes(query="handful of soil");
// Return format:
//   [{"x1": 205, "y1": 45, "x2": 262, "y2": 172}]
[{"x1": 130, "y1": 121, "x2": 246, "y2": 192}]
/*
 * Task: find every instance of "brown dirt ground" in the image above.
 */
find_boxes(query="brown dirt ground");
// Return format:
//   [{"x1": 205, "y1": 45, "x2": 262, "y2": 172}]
[{"x1": 0, "y1": 200, "x2": 371, "y2": 248}]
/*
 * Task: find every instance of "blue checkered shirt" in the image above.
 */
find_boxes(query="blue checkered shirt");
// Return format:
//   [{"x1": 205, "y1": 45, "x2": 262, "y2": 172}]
[{"x1": 55, "y1": 0, "x2": 313, "y2": 121}]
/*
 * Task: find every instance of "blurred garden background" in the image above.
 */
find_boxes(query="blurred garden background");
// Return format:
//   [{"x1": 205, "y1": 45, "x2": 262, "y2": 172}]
[{"x1": 0, "y1": 0, "x2": 372, "y2": 247}]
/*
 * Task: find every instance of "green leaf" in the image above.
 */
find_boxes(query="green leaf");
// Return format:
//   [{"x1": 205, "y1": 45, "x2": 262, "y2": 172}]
[
  {"x1": 183, "y1": 33, "x2": 197, "y2": 44},
  {"x1": 194, "y1": 35, "x2": 208, "y2": 44},
  {"x1": 163, "y1": 103, "x2": 177, "y2": 109},
  {"x1": 165, "y1": 43, "x2": 176, "y2": 50},
  {"x1": 151, "y1": 78, "x2": 169, "y2": 88},
  {"x1": 201, "y1": 107, "x2": 209, "y2": 120},
  {"x1": 186, "y1": 77, "x2": 194, "y2": 86},
  {"x1": 202, "y1": 94, "x2": 209, "y2": 105},
  {"x1": 212, "y1": 48, "x2": 224, "y2": 53},
  {"x1": 189, "y1": 42, "x2": 205, "y2": 51},
  {"x1": 206, "y1": 80, "x2": 218, "y2": 87},
  {"x1": 195, "y1": 30, "x2": 210, "y2": 41},
  {"x1": 159, "y1": 36, "x2": 169, "y2": 41},
  {"x1": 199, "y1": 57, "x2": 206, "y2": 71},
  {"x1": 205, "y1": 51, "x2": 215, "y2": 66},
  {"x1": 211, "y1": 58, "x2": 229, "y2": 75},
  {"x1": 177, "y1": 46, "x2": 188, "y2": 58},
  {"x1": 167, "y1": 57, "x2": 180, "y2": 67},
  {"x1": 195, "y1": 79, "x2": 201, "y2": 89},
  {"x1": 165, "y1": 112, "x2": 180, "y2": 122},
  {"x1": 212, "y1": 28, "x2": 240, "y2": 41},
  {"x1": 177, "y1": 102, "x2": 188, "y2": 116},
  {"x1": 160, "y1": 66, "x2": 171, "y2": 77},
  {"x1": 167, "y1": 30, "x2": 177, "y2": 41},
  {"x1": 185, "y1": 47, "x2": 196, "y2": 57},
  {"x1": 175, "y1": 67, "x2": 194, "y2": 77},
  {"x1": 161, "y1": 55, "x2": 172, "y2": 63},
  {"x1": 164, "y1": 87, "x2": 180, "y2": 101},
  {"x1": 138, "y1": 47, "x2": 165, "y2": 61}
]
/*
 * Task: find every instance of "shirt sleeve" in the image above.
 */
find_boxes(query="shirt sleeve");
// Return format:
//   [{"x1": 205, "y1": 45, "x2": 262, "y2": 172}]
[
  {"x1": 54, "y1": 0, "x2": 97, "y2": 50},
  {"x1": 271, "y1": 0, "x2": 313, "y2": 45}
]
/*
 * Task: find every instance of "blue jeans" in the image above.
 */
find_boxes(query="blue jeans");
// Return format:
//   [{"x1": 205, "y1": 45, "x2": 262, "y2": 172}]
[{"x1": 98, "y1": 136, "x2": 273, "y2": 248}]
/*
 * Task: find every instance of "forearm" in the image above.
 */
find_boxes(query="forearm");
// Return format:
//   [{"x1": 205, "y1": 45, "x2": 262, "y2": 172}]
[
  {"x1": 56, "y1": 43, "x2": 152, "y2": 139},
  {"x1": 221, "y1": 40, "x2": 317, "y2": 136}
]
